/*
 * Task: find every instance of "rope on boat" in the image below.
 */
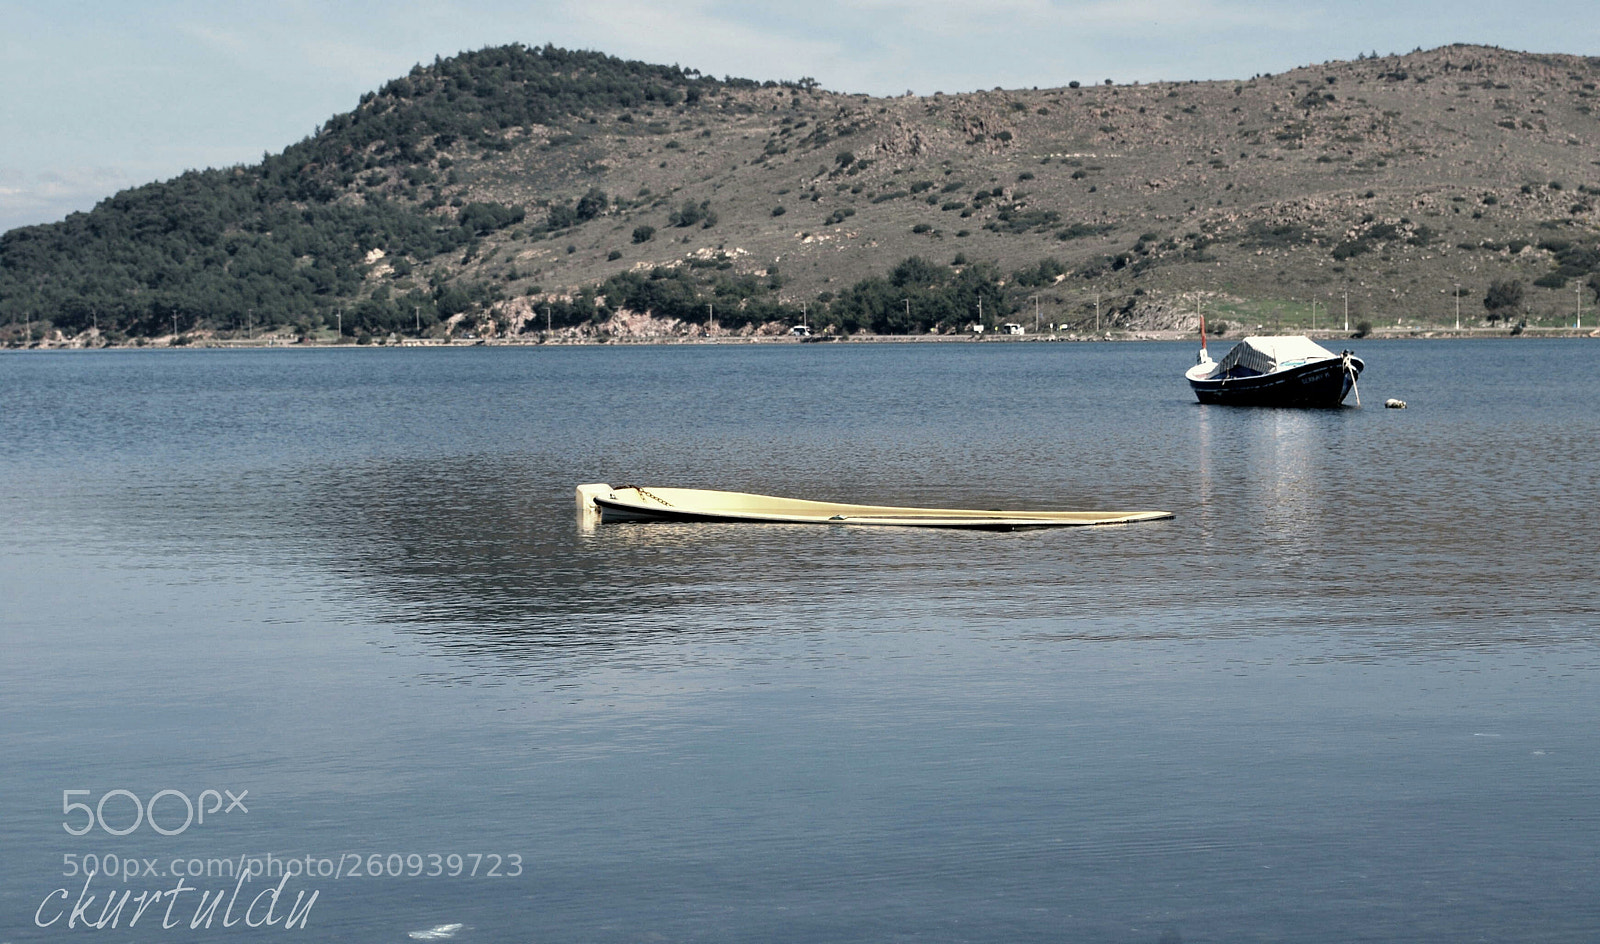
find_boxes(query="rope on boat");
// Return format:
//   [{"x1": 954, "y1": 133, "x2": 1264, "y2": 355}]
[{"x1": 1342, "y1": 351, "x2": 1361, "y2": 407}]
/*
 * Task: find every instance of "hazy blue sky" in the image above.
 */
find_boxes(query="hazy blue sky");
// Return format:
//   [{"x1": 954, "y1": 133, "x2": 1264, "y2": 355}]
[{"x1": 3, "y1": 0, "x2": 1597, "y2": 231}]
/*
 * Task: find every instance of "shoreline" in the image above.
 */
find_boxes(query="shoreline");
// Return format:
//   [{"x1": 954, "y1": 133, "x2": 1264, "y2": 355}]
[{"x1": 6, "y1": 325, "x2": 1598, "y2": 351}]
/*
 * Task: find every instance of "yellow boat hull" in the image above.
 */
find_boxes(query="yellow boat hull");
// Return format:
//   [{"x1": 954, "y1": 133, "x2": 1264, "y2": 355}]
[{"x1": 577, "y1": 484, "x2": 1171, "y2": 530}]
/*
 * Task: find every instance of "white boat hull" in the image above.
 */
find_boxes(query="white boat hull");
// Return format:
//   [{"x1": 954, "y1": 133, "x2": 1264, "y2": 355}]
[{"x1": 577, "y1": 484, "x2": 1172, "y2": 530}]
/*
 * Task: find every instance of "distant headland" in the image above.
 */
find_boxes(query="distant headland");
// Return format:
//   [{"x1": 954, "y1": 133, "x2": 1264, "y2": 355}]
[{"x1": 5, "y1": 43, "x2": 1599, "y2": 349}]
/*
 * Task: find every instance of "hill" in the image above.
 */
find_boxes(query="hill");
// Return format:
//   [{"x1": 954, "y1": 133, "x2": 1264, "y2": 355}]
[{"x1": 4, "y1": 42, "x2": 1600, "y2": 346}]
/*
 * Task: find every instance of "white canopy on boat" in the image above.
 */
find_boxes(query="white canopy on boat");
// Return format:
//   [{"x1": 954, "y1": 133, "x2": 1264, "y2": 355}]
[{"x1": 1214, "y1": 335, "x2": 1336, "y2": 375}]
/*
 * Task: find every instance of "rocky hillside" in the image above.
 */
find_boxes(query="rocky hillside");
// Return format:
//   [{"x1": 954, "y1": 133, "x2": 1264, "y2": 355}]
[{"x1": 5, "y1": 43, "x2": 1600, "y2": 344}]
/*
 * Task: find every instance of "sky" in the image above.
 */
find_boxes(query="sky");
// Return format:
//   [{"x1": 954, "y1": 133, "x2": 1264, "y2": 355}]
[{"x1": 3, "y1": 0, "x2": 1598, "y2": 233}]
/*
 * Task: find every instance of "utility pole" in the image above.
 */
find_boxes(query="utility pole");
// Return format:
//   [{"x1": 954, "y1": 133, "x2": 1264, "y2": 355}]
[
  {"x1": 172, "y1": 314, "x2": 178, "y2": 339},
  {"x1": 1455, "y1": 284, "x2": 1461, "y2": 330},
  {"x1": 707, "y1": 303, "x2": 714, "y2": 337},
  {"x1": 1343, "y1": 291, "x2": 1349, "y2": 332},
  {"x1": 415, "y1": 305, "x2": 420, "y2": 335},
  {"x1": 1031, "y1": 295, "x2": 1040, "y2": 333},
  {"x1": 801, "y1": 302, "x2": 808, "y2": 330},
  {"x1": 1095, "y1": 293, "x2": 1101, "y2": 333},
  {"x1": 247, "y1": 308, "x2": 253, "y2": 339},
  {"x1": 1578, "y1": 284, "x2": 1583, "y2": 330},
  {"x1": 336, "y1": 309, "x2": 342, "y2": 337},
  {"x1": 903, "y1": 297, "x2": 911, "y2": 326}
]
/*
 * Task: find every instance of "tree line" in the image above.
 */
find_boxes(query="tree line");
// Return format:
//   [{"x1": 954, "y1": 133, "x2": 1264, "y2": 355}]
[{"x1": 491, "y1": 255, "x2": 1035, "y2": 337}]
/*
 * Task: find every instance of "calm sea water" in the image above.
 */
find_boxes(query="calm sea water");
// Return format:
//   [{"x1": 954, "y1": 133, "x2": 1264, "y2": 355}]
[{"x1": 3, "y1": 340, "x2": 1598, "y2": 943}]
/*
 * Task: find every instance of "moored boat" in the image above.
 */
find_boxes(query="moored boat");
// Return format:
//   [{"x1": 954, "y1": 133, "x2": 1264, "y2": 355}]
[
  {"x1": 577, "y1": 484, "x2": 1172, "y2": 530},
  {"x1": 1185, "y1": 321, "x2": 1363, "y2": 407}
]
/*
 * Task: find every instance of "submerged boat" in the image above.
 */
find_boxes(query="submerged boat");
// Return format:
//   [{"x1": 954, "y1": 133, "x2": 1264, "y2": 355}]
[
  {"x1": 577, "y1": 484, "x2": 1172, "y2": 530},
  {"x1": 1185, "y1": 321, "x2": 1363, "y2": 407}
]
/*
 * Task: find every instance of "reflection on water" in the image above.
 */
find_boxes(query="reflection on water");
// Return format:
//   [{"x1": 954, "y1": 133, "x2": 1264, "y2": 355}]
[
  {"x1": 1258, "y1": 410, "x2": 1321, "y2": 549},
  {"x1": 45, "y1": 339, "x2": 1579, "y2": 675}
]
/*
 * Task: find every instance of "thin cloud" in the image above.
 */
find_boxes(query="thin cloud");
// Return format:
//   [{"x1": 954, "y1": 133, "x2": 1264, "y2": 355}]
[
  {"x1": 296, "y1": 38, "x2": 418, "y2": 87},
  {"x1": 173, "y1": 21, "x2": 252, "y2": 56},
  {"x1": 0, "y1": 167, "x2": 141, "y2": 231},
  {"x1": 559, "y1": 0, "x2": 845, "y2": 83},
  {"x1": 729, "y1": 0, "x2": 1313, "y2": 41},
  {"x1": 1069, "y1": 0, "x2": 1318, "y2": 31},
  {"x1": 173, "y1": 11, "x2": 401, "y2": 87}
]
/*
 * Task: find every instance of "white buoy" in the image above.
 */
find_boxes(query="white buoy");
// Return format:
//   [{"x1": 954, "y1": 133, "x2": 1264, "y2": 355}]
[{"x1": 1384, "y1": 398, "x2": 1407, "y2": 409}]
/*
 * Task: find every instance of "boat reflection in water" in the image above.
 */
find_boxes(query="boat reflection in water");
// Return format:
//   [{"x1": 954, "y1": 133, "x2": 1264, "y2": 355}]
[{"x1": 1192, "y1": 397, "x2": 1342, "y2": 568}]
